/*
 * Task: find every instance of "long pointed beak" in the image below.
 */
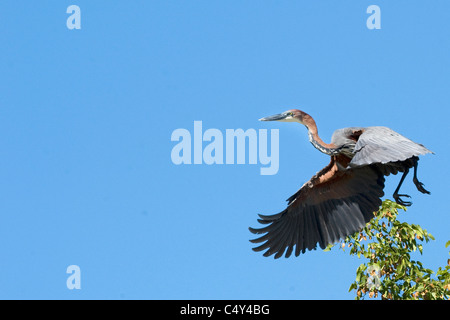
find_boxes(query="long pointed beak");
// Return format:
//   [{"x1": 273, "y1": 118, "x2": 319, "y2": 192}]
[{"x1": 259, "y1": 113, "x2": 288, "y2": 121}]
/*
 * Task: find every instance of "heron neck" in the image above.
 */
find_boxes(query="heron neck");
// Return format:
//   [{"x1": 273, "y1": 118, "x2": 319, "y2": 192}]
[{"x1": 305, "y1": 123, "x2": 338, "y2": 156}]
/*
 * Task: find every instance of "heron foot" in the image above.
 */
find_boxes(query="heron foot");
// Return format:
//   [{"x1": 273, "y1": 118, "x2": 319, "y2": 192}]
[
  {"x1": 413, "y1": 178, "x2": 430, "y2": 195},
  {"x1": 393, "y1": 193, "x2": 412, "y2": 207}
]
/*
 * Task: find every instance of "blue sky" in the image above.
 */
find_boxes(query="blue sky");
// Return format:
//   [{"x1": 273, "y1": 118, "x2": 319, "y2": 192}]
[{"x1": 0, "y1": 1, "x2": 449, "y2": 299}]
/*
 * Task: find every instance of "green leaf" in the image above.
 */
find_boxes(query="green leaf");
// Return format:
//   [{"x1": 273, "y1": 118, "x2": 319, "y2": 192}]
[{"x1": 347, "y1": 200, "x2": 450, "y2": 300}]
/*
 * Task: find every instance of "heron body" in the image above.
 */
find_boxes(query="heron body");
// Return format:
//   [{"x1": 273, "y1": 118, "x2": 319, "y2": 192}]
[{"x1": 249, "y1": 109, "x2": 432, "y2": 259}]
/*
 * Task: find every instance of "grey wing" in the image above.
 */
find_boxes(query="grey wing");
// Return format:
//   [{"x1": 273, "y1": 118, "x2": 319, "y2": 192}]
[
  {"x1": 350, "y1": 126, "x2": 433, "y2": 167},
  {"x1": 331, "y1": 127, "x2": 365, "y2": 147}
]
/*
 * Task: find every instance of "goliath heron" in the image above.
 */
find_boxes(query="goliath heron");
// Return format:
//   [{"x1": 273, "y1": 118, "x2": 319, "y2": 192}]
[{"x1": 249, "y1": 109, "x2": 432, "y2": 258}]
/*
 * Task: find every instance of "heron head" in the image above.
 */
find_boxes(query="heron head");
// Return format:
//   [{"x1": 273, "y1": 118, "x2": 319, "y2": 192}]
[{"x1": 259, "y1": 109, "x2": 308, "y2": 125}]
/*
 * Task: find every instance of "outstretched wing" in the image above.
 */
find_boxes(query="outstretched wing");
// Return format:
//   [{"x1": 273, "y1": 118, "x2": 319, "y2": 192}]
[
  {"x1": 249, "y1": 158, "x2": 385, "y2": 258},
  {"x1": 349, "y1": 126, "x2": 432, "y2": 167}
]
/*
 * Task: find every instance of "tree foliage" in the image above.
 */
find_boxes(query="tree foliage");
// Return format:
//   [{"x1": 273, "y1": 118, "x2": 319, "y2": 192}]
[{"x1": 326, "y1": 200, "x2": 450, "y2": 300}]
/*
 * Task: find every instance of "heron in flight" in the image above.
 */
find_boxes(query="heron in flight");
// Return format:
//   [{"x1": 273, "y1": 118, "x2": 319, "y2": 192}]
[{"x1": 249, "y1": 109, "x2": 432, "y2": 258}]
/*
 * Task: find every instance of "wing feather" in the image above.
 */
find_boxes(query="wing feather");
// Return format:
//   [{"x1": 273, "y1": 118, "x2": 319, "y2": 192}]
[
  {"x1": 350, "y1": 126, "x2": 432, "y2": 167},
  {"x1": 249, "y1": 158, "x2": 385, "y2": 258}
]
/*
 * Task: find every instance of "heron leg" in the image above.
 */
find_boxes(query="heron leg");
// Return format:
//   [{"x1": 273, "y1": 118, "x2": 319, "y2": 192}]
[
  {"x1": 393, "y1": 168, "x2": 412, "y2": 206},
  {"x1": 412, "y1": 157, "x2": 430, "y2": 194}
]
